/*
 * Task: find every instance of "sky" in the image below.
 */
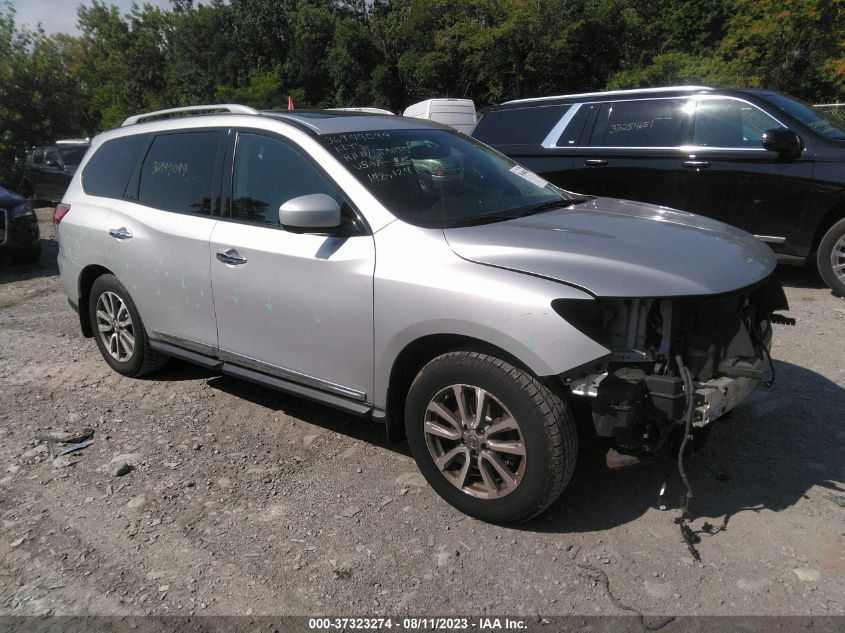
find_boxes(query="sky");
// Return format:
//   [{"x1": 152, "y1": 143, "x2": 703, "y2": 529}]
[{"x1": 12, "y1": 0, "x2": 174, "y2": 35}]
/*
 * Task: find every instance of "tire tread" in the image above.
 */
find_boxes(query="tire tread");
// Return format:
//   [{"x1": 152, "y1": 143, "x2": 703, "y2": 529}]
[{"x1": 411, "y1": 350, "x2": 577, "y2": 523}]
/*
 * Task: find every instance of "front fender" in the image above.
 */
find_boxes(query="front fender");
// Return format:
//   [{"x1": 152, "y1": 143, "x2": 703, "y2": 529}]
[{"x1": 372, "y1": 222, "x2": 610, "y2": 409}]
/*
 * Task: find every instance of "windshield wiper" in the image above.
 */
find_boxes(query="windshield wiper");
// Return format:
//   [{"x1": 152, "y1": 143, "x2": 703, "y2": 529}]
[
  {"x1": 444, "y1": 197, "x2": 590, "y2": 228},
  {"x1": 443, "y1": 196, "x2": 593, "y2": 229}
]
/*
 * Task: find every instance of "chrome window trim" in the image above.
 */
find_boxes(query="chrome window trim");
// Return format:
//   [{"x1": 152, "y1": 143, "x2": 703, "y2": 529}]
[
  {"x1": 541, "y1": 104, "x2": 583, "y2": 149},
  {"x1": 544, "y1": 94, "x2": 792, "y2": 152},
  {"x1": 687, "y1": 95, "x2": 790, "y2": 149}
]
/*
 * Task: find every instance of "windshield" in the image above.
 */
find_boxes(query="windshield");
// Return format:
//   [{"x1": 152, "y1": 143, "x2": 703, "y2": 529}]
[
  {"x1": 317, "y1": 129, "x2": 572, "y2": 228},
  {"x1": 764, "y1": 94, "x2": 845, "y2": 140},
  {"x1": 58, "y1": 145, "x2": 88, "y2": 166}
]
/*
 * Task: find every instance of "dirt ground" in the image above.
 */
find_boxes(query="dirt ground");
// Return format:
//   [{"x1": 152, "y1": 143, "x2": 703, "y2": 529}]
[{"x1": 0, "y1": 208, "x2": 843, "y2": 619}]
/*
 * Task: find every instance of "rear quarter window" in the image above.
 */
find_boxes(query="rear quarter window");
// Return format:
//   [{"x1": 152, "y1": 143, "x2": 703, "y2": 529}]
[
  {"x1": 473, "y1": 105, "x2": 570, "y2": 146},
  {"x1": 82, "y1": 135, "x2": 148, "y2": 199}
]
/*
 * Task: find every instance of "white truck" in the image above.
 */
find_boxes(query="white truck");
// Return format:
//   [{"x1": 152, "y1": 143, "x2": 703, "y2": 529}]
[{"x1": 402, "y1": 98, "x2": 477, "y2": 135}]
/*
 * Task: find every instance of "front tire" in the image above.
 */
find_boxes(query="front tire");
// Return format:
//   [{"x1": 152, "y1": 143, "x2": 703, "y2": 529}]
[
  {"x1": 817, "y1": 217, "x2": 845, "y2": 297},
  {"x1": 405, "y1": 351, "x2": 577, "y2": 524},
  {"x1": 88, "y1": 274, "x2": 168, "y2": 377}
]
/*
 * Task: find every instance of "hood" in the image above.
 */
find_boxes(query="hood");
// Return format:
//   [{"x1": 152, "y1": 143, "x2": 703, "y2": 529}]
[{"x1": 443, "y1": 197, "x2": 776, "y2": 298}]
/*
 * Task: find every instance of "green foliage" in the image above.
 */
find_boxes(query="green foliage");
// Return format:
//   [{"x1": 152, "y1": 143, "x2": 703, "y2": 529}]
[
  {"x1": 1, "y1": 0, "x2": 843, "y2": 187},
  {"x1": 0, "y1": 1, "x2": 87, "y2": 187}
]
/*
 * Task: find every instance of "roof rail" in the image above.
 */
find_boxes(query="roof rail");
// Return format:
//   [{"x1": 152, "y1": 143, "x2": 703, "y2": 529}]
[
  {"x1": 502, "y1": 85, "x2": 713, "y2": 106},
  {"x1": 121, "y1": 104, "x2": 259, "y2": 127}
]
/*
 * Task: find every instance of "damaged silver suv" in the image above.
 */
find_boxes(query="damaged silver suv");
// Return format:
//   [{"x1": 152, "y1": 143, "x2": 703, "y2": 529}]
[{"x1": 56, "y1": 105, "x2": 791, "y2": 523}]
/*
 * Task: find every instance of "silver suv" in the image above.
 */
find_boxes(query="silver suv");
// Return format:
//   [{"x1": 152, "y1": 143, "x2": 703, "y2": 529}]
[{"x1": 57, "y1": 104, "x2": 790, "y2": 523}]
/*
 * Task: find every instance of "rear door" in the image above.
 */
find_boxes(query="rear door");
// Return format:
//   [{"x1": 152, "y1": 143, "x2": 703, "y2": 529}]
[
  {"x1": 106, "y1": 129, "x2": 224, "y2": 351},
  {"x1": 568, "y1": 98, "x2": 687, "y2": 206},
  {"x1": 674, "y1": 96, "x2": 814, "y2": 244}
]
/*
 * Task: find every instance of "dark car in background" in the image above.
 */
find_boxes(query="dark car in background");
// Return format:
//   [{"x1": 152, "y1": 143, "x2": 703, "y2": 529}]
[
  {"x1": 473, "y1": 86, "x2": 845, "y2": 295},
  {"x1": 19, "y1": 139, "x2": 90, "y2": 205},
  {"x1": 0, "y1": 186, "x2": 40, "y2": 264}
]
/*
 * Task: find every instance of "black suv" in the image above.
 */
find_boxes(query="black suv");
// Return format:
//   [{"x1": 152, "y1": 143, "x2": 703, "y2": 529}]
[
  {"x1": 473, "y1": 86, "x2": 845, "y2": 295},
  {"x1": 19, "y1": 140, "x2": 90, "y2": 205},
  {"x1": 0, "y1": 186, "x2": 40, "y2": 264}
]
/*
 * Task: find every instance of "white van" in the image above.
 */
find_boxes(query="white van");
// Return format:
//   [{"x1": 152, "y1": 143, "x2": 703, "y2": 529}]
[{"x1": 402, "y1": 98, "x2": 477, "y2": 135}]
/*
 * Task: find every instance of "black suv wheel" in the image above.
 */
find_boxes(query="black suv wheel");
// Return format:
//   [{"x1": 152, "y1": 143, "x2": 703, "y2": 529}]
[
  {"x1": 405, "y1": 351, "x2": 577, "y2": 524},
  {"x1": 818, "y1": 217, "x2": 845, "y2": 297}
]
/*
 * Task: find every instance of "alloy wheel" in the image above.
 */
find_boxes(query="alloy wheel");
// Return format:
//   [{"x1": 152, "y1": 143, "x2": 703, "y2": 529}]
[
  {"x1": 831, "y1": 234, "x2": 845, "y2": 285},
  {"x1": 95, "y1": 291, "x2": 135, "y2": 362},
  {"x1": 423, "y1": 384, "x2": 526, "y2": 499}
]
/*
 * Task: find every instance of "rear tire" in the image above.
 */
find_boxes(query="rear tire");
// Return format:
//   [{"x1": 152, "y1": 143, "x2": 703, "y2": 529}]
[
  {"x1": 817, "y1": 218, "x2": 845, "y2": 297},
  {"x1": 88, "y1": 274, "x2": 168, "y2": 377},
  {"x1": 405, "y1": 351, "x2": 577, "y2": 524}
]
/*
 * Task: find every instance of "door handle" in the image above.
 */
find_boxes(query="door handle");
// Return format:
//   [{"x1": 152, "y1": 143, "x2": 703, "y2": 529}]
[
  {"x1": 682, "y1": 160, "x2": 711, "y2": 169},
  {"x1": 216, "y1": 248, "x2": 248, "y2": 266},
  {"x1": 108, "y1": 227, "x2": 133, "y2": 240},
  {"x1": 584, "y1": 159, "x2": 608, "y2": 167}
]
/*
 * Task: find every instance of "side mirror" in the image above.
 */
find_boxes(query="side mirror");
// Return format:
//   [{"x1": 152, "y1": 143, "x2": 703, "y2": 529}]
[
  {"x1": 45, "y1": 157, "x2": 59, "y2": 167},
  {"x1": 279, "y1": 193, "x2": 341, "y2": 231},
  {"x1": 762, "y1": 128, "x2": 802, "y2": 156}
]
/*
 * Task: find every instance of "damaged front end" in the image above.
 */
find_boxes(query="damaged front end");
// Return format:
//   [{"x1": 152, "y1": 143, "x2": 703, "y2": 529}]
[{"x1": 556, "y1": 274, "x2": 792, "y2": 464}]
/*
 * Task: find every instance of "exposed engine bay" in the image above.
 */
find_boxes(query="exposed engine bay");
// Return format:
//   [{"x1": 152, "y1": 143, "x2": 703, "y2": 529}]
[{"x1": 555, "y1": 274, "x2": 792, "y2": 460}]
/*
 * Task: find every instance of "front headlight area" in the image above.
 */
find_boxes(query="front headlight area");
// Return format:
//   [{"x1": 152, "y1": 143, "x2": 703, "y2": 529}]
[{"x1": 552, "y1": 278, "x2": 785, "y2": 462}]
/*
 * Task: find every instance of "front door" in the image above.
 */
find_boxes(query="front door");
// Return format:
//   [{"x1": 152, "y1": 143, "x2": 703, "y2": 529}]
[
  {"x1": 209, "y1": 131, "x2": 375, "y2": 400},
  {"x1": 673, "y1": 96, "x2": 814, "y2": 245}
]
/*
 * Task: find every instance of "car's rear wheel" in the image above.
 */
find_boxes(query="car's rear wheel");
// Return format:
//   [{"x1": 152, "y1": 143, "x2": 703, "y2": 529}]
[
  {"x1": 817, "y1": 217, "x2": 845, "y2": 297},
  {"x1": 88, "y1": 274, "x2": 168, "y2": 377},
  {"x1": 405, "y1": 351, "x2": 576, "y2": 524}
]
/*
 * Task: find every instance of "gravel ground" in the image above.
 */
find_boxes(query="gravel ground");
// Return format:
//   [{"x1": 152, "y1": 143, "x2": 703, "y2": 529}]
[{"x1": 0, "y1": 208, "x2": 843, "y2": 618}]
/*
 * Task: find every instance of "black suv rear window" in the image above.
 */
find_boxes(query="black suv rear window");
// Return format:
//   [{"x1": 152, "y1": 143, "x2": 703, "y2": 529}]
[
  {"x1": 473, "y1": 105, "x2": 570, "y2": 146},
  {"x1": 137, "y1": 131, "x2": 221, "y2": 215},
  {"x1": 82, "y1": 135, "x2": 147, "y2": 199}
]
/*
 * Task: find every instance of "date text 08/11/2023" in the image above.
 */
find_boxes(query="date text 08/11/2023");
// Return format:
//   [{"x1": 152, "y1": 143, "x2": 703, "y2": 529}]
[{"x1": 308, "y1": 617, "x2": 530, "y2": 630}]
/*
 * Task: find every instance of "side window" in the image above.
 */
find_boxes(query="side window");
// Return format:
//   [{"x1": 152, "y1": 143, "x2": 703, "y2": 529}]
[
  {"x1": 138, "y1": 131, "x2": 221, "y2": 215},
  {"x1": 472, "y1": 105, "x2": 570, "y2": 146},
  {"x1": 595, "y1": 99, "x2": 685, "y2": 147},
  {"x1": 693, "y1": 98, "x2": 785, "y2": 148},
  {"x1": 82, "y1": 134, "x2": 148, "y2": 199},
  {"x1": 231, "y1": 133, "x2": 341, "y2": 226}
]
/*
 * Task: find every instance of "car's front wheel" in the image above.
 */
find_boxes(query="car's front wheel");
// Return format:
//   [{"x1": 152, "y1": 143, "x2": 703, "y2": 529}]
[
  {"x1": 818, "y1": 217, "x2": 845, "y2": 297},
  {"x1": 405, "y1": 351, "x2": 577, "y2": 524},
  {"x1": 88, "y1": 274, "x2": 168, "y2": 377}
]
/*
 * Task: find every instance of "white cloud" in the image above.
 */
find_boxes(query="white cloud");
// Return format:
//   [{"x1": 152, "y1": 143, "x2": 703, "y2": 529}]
[{"x1": 11, "y1": 0, "x2": 174, "y2": 36}]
